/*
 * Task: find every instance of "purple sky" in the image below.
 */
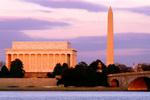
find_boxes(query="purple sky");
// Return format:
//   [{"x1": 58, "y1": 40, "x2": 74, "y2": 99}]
[{"x1": 0, "y1": 0, "x2": 150, "y2": 66}]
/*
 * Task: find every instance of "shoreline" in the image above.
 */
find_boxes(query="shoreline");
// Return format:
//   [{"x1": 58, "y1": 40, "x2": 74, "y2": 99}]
[{"x1": 0, "y1": 86, "x2": 127, "y2": 91}]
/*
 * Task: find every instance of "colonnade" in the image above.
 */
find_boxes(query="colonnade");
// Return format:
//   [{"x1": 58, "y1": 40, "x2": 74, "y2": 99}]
[{"x1": 6, "y1": 53, "x2": 76, "y2": 72}]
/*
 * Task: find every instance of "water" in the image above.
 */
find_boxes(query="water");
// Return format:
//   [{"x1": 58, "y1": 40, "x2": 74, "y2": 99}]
[{"x1": 0, "y1": 91, "x2": 149, "y2": 100}]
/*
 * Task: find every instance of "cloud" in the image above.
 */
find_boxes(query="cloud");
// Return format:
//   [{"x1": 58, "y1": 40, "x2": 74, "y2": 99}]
[
  {"x1": 0, "y1": 17, "x2": 70, "y2": 61},
  {"x1": 0, "y1": 31, "x2": 33, "y2": 49},
  {"x1": 0, "y1": 33, "x2": 150, "y2": 65},
  {"x1": 130, "y1": 6, "x2": 150, "y2": 16},
  {"x1": 70, "y1": 33, "x2": 150, "y2": 65},
  {"x1": 23, "y1": 0, "x2": 107, "y2": 12},
  {"x1": 70, "y1": 36, "x2": 106, "y2": 52},
  {"x1": 70, "y1": 33, "x2": 150, "y2": 52},
  {"x1": 114, "y1": 33, "x2": 150, "y2": 49},
  {"x1": 117, "y1": 6, "x2": 150, "y2": 16},
  {"x1": 76, "y1": 48, "x2": 150, "y2": 65},
  {"x1": 0, "y1": 31, "x2": 33, "y2": 61},
  {"x1": 0, "y1": 18, "x2": 70, "y2": 31}
]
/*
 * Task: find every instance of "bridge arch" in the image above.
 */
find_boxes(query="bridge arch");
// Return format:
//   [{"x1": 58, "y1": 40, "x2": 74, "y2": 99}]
[
  {"x1": 110, "y1": 79, "x2": 119, "y2": 87},
  {"x1": 128, "y1": 77, "x2": 150, "y2": 91}
]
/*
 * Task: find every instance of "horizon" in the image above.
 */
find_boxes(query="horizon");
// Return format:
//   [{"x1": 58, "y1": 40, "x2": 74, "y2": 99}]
[{"x1": 0, "y1": 0, "x2": 150, "y2": 66}]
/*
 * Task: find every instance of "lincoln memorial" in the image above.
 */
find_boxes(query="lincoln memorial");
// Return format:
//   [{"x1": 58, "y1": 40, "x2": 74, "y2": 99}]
[{"x1": 5, "y1": 41, "x2": 77, "y2": 72}]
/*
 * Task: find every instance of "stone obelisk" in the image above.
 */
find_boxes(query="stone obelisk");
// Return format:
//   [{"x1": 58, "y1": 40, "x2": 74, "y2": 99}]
[{"x1": 106, "y1": 6, "x2": 114, "y2": 65}]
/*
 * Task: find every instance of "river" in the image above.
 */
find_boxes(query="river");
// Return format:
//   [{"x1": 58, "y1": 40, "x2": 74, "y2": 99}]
[{"x1": 0, "y1": 91, "x2": 149, "y2": 100}]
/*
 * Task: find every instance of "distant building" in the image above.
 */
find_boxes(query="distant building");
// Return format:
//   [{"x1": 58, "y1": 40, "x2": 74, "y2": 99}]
[
  {"x1": 6, "y1": 41, "x2": 77, "y2": 72},
  {"x1": 133, "y1": 63, "x2": 150, "y2": 72}
]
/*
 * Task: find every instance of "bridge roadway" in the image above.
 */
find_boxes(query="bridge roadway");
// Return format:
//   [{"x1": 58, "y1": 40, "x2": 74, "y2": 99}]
[{"x1": 107, "y1": 71, "x2": 150, "y2": 90}]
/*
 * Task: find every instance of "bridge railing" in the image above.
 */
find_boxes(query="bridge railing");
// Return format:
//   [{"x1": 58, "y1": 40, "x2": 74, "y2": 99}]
[{"x1": 108, "y1": 71, "x2": 150, "y2": 77}]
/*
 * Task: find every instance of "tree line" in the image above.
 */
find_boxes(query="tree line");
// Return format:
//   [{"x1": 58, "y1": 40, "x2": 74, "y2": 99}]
[
  {"x1": 0, "y1": 58, "x2": 149, "y2": 87},
  {"x1": 48, "y1": 60, "x2": 150, "y2": 87},
  {"x1": 47, "y1": 60, "x2": 117, "y2": 87},
  {"x1": 0, "y1": 59, "x2": 25, "y2": 78}
]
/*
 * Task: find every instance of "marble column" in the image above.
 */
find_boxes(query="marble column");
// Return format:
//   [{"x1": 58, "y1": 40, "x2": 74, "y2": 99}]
[
  {"x1": 53, "y1": 54, "x2": 56, "y2": 67},
  {"x1": 59, "y1": 54, "x2": 61, "y2": 64},
  {"x1": 65, "y1": 54, "x2": 68, "y2": 64},
  {"x1": 6, "y1": 54, "x2": 9, "y2": 68},
  {"x1": 29, "y1": 54, "x2": 31, "y2": 71},
  {"x1": 11, "y1": 54, "x2": 14, "y2": 61},
  {"x1": 40, "y1": 54, "x2": 43, "y2": 71},
  {"x1": 24, "y1": 54, "x2": 27, "y2": 71},
  {"x1": 31, "y1": 54, "x2": 35, "y2": 72},
  {"x1": 72, "y1": 54, "x2": 75, "y2": 67},
  {"x1": 70, "y1": 54, "x2": 73, "y2": 67},
  {"x1": 46, "y1": 54, "x2": 49, "y2": 69}
]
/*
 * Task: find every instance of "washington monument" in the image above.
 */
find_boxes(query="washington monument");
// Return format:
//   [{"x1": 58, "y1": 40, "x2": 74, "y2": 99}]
[{"x1": 106, "y1": 6, "x2": 114, "y2": 65}]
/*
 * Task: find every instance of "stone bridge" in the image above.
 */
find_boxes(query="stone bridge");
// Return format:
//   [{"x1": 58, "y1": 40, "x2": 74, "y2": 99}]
[{"x1": 107, "y1": 71, "x2": 150, "y2": 90}]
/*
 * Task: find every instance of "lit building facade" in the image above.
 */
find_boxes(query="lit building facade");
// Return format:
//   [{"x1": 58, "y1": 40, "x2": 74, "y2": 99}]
[
  {"x1": 106, "y1": 7, "x2": 114, "y2": 65},
  {"x1": 6, "y1": 41, "x2": 77, "y2": 72}
]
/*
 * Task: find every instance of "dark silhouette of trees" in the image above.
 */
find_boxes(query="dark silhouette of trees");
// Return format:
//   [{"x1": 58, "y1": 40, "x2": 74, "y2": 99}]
[
  {"x1": 47, "y1": 72, "x2": 54, "y2": 78},
  {"x1": 115, "y1": 64, "x2": 133, "y2": 73},
  {"x1": 47, "y1": 63, "x2": 69, "y2": 78},
  {"x1": 134, "y1": 64, "x2": 150, "y2": 71},
  {"x1": 0, "y1": 59, "x2": 25, "y2": 78},
  {"x1": 87, "y1": 60, "x2": 108, "y2": 86},
  {"x1": 58, "y1": 59, "x2": 109, "y2": 87},
  {"x1": 59, "y1": 62, "x2": 89, "y2": 86},
  {"x1": 141, "y1": 64, "x2": 150, "y2": 71},
  {"x1": 107, "y1": 64, "x2": 134, "y2": 74},
  {"x1": 89, "y1": 60, "x2": 106, "y2": 72},
  {"x1": 107, "y1": 64, "x2": 120, "y2": 74},
  {"x1": 0, "y1": 61, "x2": 5, "y2": 69},
  {"x1": 0, "y1": 65, "x2": 10, "y2": 78},
  {"x1": 62, "y1": 63, "x2": 69, "y2": 72},
  {"x1": 10, "y1": 59, "x2": 25, "y2": 78},
  {"x1": 52, "y1": 63, "x2": 62, "y2": 76},
  {"x1": 60, "y1": 68, "x2": 77, "y2": 86},
  {"x1": 116, "y1": 64, "x2": 133, "y2": 73}
]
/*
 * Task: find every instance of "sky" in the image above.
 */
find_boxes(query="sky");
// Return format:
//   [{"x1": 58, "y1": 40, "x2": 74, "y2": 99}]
[{"x1": 0, "y1": 0, "x2": 150, "y2": 66}]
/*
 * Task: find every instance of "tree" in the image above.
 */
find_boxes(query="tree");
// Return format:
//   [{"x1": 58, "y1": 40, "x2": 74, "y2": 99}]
[
  {"x1": 116, "y1": 63, "x2": 133, "y2": 73},
  {"x1": 107, "y1": 64, "x2": 120, "y2": 74},
  {"x1": 58, "y1": 60, "x2": 109, "y2": 87},
  {"x1": 10, "y1": 59, "x2": 25, "y2": 78},
  {"x1": 62, "y1": 63, "x2": 69, "y2": 72},
  {"x1": 52, "y1": 63, "x2": 62, "y2": 76},
  {"x1": 139, "y1": 64, "x2": 150, "y2": 71},
  {"x1": 88, "y1": 59, "x2": 108, "y2": 86},
  {"x1": 89, "y1": 59, "x2": 107, "y2": 74},
  {"x1": 47, "y1": 72, "x2": 54, "y2": 78},
  {"x1": 76, "y1": 61, "x2": 88, "y2": 70},
  {"x1": 0, "y1": 65, "x2": 10, "y2": 78},
  {"x1": 0, "y1": 61, "x2": 5, "y2": 70}
]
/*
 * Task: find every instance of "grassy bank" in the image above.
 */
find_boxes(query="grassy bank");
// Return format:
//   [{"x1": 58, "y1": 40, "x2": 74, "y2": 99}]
[
  {"x1": 0, "y1": 86, "x2": 127, "y2": 91},
  {"x1": 0, "y1": 78, "x2": 127, "y2": 91}
]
